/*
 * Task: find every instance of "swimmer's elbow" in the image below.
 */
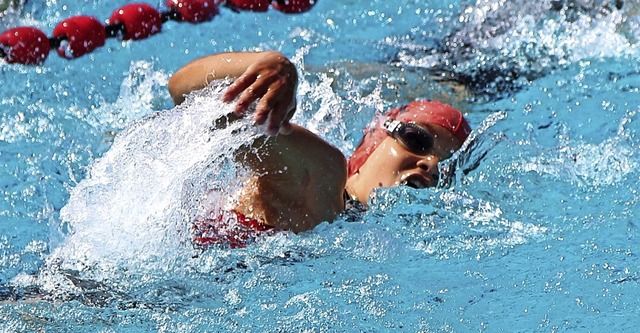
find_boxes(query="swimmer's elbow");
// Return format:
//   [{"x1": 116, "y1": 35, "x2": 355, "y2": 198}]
[
  {"x1": 168, "y1": 74, "x2": 190, "y2": 105},
  {"x1": 168, "y1": 62, "x2": 212, "y2": 105}
]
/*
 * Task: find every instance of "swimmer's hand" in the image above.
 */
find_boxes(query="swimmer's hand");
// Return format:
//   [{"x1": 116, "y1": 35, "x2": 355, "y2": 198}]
[{"x1": 222, "y1": 51, "x2": 298, "y2": 135}]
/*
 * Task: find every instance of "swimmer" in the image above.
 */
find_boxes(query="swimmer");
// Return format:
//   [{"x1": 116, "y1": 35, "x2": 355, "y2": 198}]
[{"x1": 168, "y1": 51, "x2": 471, "y2": 242}]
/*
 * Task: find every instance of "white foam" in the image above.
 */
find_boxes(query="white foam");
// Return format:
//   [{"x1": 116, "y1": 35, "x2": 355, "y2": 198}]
[{"x1": 51, "y1": 80, "x2": 260, "y2": 274}]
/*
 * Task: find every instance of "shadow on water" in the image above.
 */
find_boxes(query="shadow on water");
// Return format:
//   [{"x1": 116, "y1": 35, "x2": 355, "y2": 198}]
[{"x1": 386, "y1": 0, "x2": 634, "y2": 102}]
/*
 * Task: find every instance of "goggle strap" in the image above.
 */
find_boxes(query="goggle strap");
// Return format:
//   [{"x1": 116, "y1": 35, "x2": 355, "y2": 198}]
[{"x1": 383, "y1": 119, "x2": 402, "y2": 135}]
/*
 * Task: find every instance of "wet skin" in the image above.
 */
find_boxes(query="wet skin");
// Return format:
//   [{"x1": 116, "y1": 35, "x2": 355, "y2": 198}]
[{"x1": 344, "y1": 122, "x2": 463, "y2": 204}]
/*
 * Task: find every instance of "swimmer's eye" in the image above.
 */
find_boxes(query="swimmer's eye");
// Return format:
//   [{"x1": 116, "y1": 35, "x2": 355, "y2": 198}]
[{"x1": 383, "y1": 120, "x2": 434, "y2": 155}]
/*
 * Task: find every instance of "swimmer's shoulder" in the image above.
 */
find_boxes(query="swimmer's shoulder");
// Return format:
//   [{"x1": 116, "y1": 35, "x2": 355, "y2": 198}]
[{"x1": 237, "y1": 124, "x2": 347, "y2": 232}]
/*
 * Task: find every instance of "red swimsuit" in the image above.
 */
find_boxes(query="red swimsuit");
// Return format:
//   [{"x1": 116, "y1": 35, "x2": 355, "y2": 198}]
[{"x1": 192, "y1": 210, "x2": 274, "y2": 249}]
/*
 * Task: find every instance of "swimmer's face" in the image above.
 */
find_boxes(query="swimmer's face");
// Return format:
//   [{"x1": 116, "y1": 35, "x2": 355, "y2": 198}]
[{"x1": 346, "y1": 122, "x2": 462, "y2": 203}]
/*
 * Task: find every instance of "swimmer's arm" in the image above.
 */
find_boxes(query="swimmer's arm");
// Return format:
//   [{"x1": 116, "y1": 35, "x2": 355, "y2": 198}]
[
  {"x1": 169, "y1": 50, "x2": 298, "y2": 135},
  {"x1": 169, "y1": 52, "x2": 259, "y2": 104}
]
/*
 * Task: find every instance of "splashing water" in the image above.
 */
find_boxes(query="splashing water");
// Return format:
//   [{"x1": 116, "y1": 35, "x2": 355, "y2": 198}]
[{"x1": 7, "y1": 81, "x2": 268, "y2": 298}]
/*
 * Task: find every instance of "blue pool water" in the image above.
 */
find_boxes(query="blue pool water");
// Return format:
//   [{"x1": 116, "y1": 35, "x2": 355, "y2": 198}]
[{"x1": 2, "y1": 0, "x2": 640, "y2": 331}]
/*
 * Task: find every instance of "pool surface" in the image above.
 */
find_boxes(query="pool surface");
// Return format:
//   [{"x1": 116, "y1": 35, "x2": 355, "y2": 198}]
[{"x1": 1, "y1": 0, "x2": 640, "y2": 331}]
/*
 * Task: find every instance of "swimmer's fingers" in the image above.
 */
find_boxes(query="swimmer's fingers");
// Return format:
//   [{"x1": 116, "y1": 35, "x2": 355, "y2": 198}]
[
  {"x1": 223, "y1": 72, "x2": 259, "y2": 115},
  {"x1": 222, "y1": 51, "x2": 298, "y2": 126},
  {"x1": 254, "y1": 79, "x2": 296, "y2": 135},
  {"x1": 224, "y1": 69, "x2": 289, "y2": 117}
]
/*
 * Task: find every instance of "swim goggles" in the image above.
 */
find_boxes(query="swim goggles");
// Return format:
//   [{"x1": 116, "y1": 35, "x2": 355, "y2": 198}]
[{"x1": 383, "y1": 119, "x2": 434, "y2": 155}]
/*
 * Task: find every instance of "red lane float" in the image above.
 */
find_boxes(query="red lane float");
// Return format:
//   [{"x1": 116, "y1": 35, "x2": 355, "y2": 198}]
[
  {"x1": 108, "y1": 3, "x2": 162, "y2": 40},
  {"x1": 0, "y1": 27, "x2": 50, "y2": 65},
  {"x1": 0, "y1": 0, "x2": 318, "y2": 65},
  {"x1": 53, "y1": 16, "x2": 106, "y2": 58},
  {"x1": 271, "y1": 0, "x2": 316, "y2": 14},
  {"x1": 167, "y1": 0, "x2": 218, "y2": 23},
  {"x1": 224, "y1": 0, "x2": 270, "y2": 12}
]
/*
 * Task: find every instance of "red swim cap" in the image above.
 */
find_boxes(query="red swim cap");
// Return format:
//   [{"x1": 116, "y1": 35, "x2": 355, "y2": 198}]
[{"x1": 347, "y1": 100, "x2": 471, "y2": 177}]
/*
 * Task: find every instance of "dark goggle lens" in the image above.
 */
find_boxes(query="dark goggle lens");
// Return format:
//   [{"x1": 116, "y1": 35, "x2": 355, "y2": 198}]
[{"x1": 395, "y1": 123, "x2": 434, "y2": 155}]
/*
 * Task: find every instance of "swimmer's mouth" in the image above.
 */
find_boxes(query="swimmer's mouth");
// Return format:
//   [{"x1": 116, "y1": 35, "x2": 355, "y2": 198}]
[{"x1": 401, "y1": 174, "x2": 431, "y2": 189}]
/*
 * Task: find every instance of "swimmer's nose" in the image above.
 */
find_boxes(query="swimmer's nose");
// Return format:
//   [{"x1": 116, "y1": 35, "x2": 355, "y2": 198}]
[{"x1": 417, "y1": 155, "x2": 440, "y2": 183}]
